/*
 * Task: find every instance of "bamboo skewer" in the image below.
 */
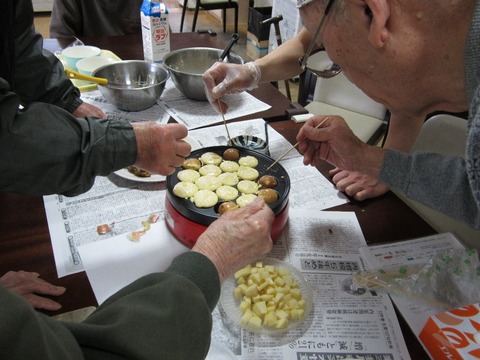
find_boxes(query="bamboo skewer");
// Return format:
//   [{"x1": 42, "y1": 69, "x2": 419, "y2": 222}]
[
  {"x1": 266, "y1": 117, "x2": 329, "y2": 171},
  {"x1": 218, "y1": 99, "x2": 232, "y2": 143}
]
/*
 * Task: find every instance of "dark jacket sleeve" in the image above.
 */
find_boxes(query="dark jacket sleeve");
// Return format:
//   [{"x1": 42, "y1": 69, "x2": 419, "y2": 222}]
[
  {"x1": 0, "y1": 252, "x2": 220, "y2": 360},
  {"x1": 13, "y1": 0, "x2": 83, "y2": 113},
  {"x1": 0, "y1": 84, "x2": 137, "y2": 196},
  {"x1": 0, "y1": 0, "x2": 137, "y2": 196}
]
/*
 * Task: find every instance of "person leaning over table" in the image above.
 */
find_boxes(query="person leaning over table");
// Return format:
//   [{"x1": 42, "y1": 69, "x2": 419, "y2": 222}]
[
  {"x1": 50, "y1": 0, "x2": 143, "y2": 38},
  {"x1": 1, "y1": 197, "x2": 275, "y2": 359},
  {"x1": 0, "y1": 0, "x2": 189, "y2": 311},
  {"x1": 204, "y1": 0, "x2": 480, "y2": 228},
  {"x1": 202, "y1": 0, "x2": 445, "y2": 202}
]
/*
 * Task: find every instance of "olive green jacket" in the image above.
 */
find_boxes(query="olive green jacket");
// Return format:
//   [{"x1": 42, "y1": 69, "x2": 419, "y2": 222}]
[{"x1": 0, "y1": 252, "x2": 220, "y2": 359}]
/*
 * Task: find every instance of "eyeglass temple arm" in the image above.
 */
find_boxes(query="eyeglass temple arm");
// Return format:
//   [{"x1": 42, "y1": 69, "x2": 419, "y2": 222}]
[{"x1": 300, "y1": 0, "x2": 337, "y2": 70}]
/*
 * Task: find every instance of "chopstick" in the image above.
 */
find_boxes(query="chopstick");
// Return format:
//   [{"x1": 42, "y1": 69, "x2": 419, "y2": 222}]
[
  {"x1": 218, "y1": 99, "x2": 232, "y2": 143},
  {"x1": 266, "y1": 117, "x2": 329, "y2": 171}
]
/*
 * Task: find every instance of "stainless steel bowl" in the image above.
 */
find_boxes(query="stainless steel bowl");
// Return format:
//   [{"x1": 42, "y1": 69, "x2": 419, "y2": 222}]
[
  {"x1": 163, "y1": 47, "x2": 244, "y2": 101},
  {"x1": 92, "y1": 60, "x2": 169, "y2": 111}
]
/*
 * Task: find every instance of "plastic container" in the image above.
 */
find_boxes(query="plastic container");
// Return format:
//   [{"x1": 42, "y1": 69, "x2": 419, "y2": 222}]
[{"x1": 140, "y1": 0, "x2": 170, "y2": 63}]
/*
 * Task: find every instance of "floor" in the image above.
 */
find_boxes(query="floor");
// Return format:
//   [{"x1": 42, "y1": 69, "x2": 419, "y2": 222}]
[{"x1": 33, "y1": 0, "x2": 298, "y2": 102}]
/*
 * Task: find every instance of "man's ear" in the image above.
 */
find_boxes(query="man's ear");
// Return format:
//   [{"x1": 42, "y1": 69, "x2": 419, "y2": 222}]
[{"x1": 365, "y1": 0, "x2": 390, "y2": 48}]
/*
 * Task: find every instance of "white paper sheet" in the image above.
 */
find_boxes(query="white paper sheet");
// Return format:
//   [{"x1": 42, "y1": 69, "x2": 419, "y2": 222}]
[{"x1": 78, "y1": 221, "x2": 188, "y2": 305}]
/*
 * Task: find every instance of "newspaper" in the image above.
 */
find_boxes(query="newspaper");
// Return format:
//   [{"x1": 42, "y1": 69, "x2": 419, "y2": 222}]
[
  {"x1": 45, "y1": 118, "x2": 347, "y2": 277},
  {"x1": 80, "y1": 79, "x2": 271, "y2": 130},
  {"x1": 158, "y1": 79, "x2": 272, "y2": 129},
  {"x1": 211, "y1": 209, "x2": 411, "y2": 359}
]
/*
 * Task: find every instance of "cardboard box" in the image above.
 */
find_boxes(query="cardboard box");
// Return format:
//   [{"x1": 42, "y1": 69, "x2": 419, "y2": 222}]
[
  {"x1": 246, "y1": 31, "x2": 269, "y2": 60},
  {"x1": 419, "y1": 303, "x2": 480, "y2": 359},
  {"x1": 248, "y1": 7, "x2": 272, "y2": 41}
]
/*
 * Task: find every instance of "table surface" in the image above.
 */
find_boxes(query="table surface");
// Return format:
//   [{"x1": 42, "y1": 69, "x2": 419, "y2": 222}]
[{"x1": 3, "y1": 32, "x2": 435, "y2": 359}]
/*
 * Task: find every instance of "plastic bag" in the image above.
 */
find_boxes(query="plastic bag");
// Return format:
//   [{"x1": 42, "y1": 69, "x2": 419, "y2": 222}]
[{"x1": 353, "y1": 249, "x2": 480, "y2": 308}]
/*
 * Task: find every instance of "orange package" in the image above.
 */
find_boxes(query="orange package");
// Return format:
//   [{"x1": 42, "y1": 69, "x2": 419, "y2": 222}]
[{"x1": 420, "y1": 303, "x2": 480, "y2": 359}]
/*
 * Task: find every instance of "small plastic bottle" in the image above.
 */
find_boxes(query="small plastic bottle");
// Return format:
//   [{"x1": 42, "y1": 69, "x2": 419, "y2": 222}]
[{"x1": 140, "y1": 0, "x2": 170, "y2": 63}]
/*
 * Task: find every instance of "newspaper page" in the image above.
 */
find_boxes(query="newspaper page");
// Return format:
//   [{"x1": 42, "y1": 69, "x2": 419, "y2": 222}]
[
  {"x1": 212, "y1": 209, "x2": 411, "y2": 359},
  {"x1": 44, "y1": 118, "x2": 347, "y2": 277},
  {"x1": 81, "y1": 90, "x2": 171, "y2": 124},
  {"x1": 81, "y1": 80, "x2": 271, "y2": 130},
  {"x1": 157, "y1": 80, "x2": 271, "y2": 129}
]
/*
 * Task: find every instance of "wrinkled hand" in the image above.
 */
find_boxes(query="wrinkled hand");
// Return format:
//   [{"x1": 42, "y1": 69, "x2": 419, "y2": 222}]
[
  {"x1": 0, "y1": 271, "x2": 66, "y2": 311},
  {"x1": 132, "y1": 122, "x2": 190, "y2": 176},
  {"x1": 72, "y1": 102, "x2": 106, "y2": 119},
  {"x1": 203, "y1": 62, "x2": 261, "y2": 113},
  {"x1": 296, "y1": 116, "x2": 384, "y2": 180},
  {"x1": 192, "y1": 197, "x2": 274, "y2": 283},
  {"x1": 329, "y1": 168, "x2": 391, "y2": 201}
]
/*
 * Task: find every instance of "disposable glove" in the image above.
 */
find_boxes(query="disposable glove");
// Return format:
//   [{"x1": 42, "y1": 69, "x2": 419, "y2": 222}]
[{"x1": 203, "y1": 61, "x2": 261, "y2": 113}]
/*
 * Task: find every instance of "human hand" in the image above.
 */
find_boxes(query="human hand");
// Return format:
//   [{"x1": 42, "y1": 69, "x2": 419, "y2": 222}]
[
  {"x1": 72, "y1": 102, "x2": 106, "y2": 119},
  {"x1": 132, "y1": 122, "x2": 190, "y2": 176},
  {"x1": 0, "y1": 271, "x2": 66, "y2": 311},
  {"x1": 296, "y1": 116, "x2": 385, "y2": 179},
  {"x1": 192, "y1": 197, "x2": 274, "y2": 283},
  {"x1": 329, "y1": 168, "x2": 391, "y2": 201},
  {"x1": 203, "y1": 62, "x2": 261, "y2": 113}
]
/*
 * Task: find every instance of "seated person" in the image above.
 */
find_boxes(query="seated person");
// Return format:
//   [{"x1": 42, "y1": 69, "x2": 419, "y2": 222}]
[
  {"x1": 1, "y1": 0, "x2": 184, "y2": 308},
  {"x1": 1, "y1": 197, "x2": 275, "y2": 358},
  {"x1": 50, "y1": 0, "x2": 143, "y2": 38}
]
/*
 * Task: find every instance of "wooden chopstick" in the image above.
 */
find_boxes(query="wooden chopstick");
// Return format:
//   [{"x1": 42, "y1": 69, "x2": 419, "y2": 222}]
[
  {"x1": 218, "y1": 99, "x2": 232, "y2": 143},
  {"x1": 266, "y1": 117, "x2": 329, "y2": 171}
]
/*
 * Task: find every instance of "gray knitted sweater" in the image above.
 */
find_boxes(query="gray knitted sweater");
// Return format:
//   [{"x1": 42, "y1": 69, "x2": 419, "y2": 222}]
[{"x1": 380, "y1": 0, "x2": 480, "y2": 229}]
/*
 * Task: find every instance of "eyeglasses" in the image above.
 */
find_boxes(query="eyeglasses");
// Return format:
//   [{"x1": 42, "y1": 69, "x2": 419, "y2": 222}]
[{"x1": 299, "y1": 0, "x2": 342, "y2": 78}]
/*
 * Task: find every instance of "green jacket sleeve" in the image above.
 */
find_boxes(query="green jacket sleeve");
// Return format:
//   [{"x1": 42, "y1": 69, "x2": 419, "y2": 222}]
[{"x1": 0, "y1": 252, "x2": 220, "y2": 360}]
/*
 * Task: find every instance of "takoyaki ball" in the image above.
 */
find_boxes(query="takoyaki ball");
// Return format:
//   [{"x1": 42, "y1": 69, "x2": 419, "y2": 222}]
[
  {"x1": 177, "y1": 169, "x2": 200, "y2": 183},
  {"x1": 237, "y1": 166, "x2": 259, "y2": 181},
  {"x1": 194, "y1": 190, "x2": 218, "y2": 208},
  {"x1": 220, "y1": 160, "x2": 239, "y2": 173},
  {"x1": 195, "y1": 175, "x2": 222, "y2": 191},
  {"x1": 257, "y1": 188, "x2": 279, "y2": 204},
  {"x1": 173, "y1": 182, "x2": 198, "y2": 199},
  {"x1": 223, "y1": 148, "x2": 240, "y2": 161},
  {"x1": 216, "y1": 185, "x2": 239, "y2": 201},
  {"x1": 237, "y1": 180, "x2": 259, "y2": 194},
  {"x1": 182, "y1": 158, "x2": 201, "y2": 171},
  {"x1": 218, "y1": 172, "x2": 239, "y2": 186},
  {"x1": 236, "y1": 194, "x2": 257, "y2": 208},
  {"x1": 200, "y1": 152, "x2": 223, "y2": 165},
  {"x1": 199, "y1": 164, "x2": 222, "y2": 177},
  {"x1": 239, "y1": 155, "x2": 259, "y2": 167},
  {"x1": 217, "y1": 201, "x2": 239, "y2": 215},
  {"x1": 258, "y1": 175, "x2": 278, "y2": 188}
]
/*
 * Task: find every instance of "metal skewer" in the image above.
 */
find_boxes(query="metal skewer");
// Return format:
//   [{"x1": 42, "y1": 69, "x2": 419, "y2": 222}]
[
  {"x1": 218, "y1": 99, "x2": 232, "y2": 142},
  {"x1": 266, "y1": 117, "x2": 329, "y2": 171}
]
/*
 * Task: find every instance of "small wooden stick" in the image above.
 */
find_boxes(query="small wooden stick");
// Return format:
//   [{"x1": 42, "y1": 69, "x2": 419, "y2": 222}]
[
  {"x1": 218, "y1": 99, "x2": 232, "y2": 142},
  {"x1": 266, "y1": 117, "x2": 329, "y2": 170}
]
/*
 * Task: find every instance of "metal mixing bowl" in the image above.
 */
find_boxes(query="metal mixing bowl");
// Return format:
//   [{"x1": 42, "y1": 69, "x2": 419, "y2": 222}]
[
  {"x1": 163, "y1": 47, "x2": 244, "y2": 101},
  {"x1": 92, "y1": 60, "x2": 169, "y2": 111}
]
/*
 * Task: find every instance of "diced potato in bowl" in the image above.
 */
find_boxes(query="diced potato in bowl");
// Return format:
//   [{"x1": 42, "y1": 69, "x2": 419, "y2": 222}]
[{"x1": 220, "y1": 258, "x2": 313, "y2": 335}]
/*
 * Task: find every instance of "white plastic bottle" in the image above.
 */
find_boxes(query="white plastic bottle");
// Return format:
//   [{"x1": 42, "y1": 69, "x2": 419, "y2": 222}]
[{"x1": 140, "y1": 0, "x2": 170, "y2": 63}]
